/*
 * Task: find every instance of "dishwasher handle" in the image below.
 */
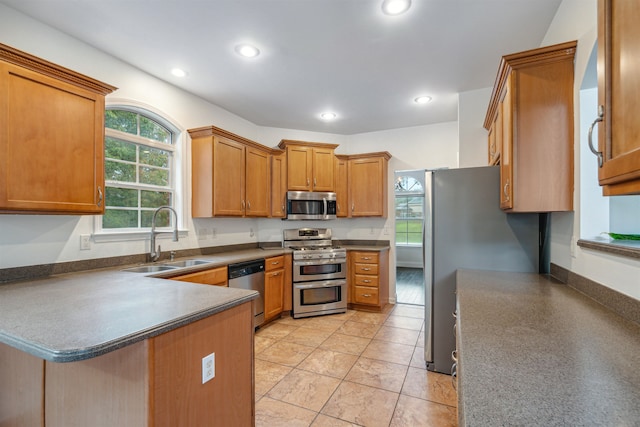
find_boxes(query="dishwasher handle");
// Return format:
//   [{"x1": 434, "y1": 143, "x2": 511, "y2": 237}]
[{"x1": 228, "y1": 259, "x2": 265, "y2": 279}]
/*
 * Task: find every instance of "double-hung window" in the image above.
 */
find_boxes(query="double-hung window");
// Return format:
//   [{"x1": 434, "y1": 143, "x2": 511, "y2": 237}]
[
  {"x1": 395, "y1": 175, "x2": 425, "y2": 245},
  {"x1": 102, "y1": 108, "x2": 177, "y2": 231}
]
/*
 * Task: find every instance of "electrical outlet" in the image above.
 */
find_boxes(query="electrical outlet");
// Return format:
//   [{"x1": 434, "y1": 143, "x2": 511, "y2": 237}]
[
  {"x1": 202, "y1": 352, "x2": 215, "y2": 384},
  {"x1": 250, "y1": 227, "x2": 255, "y2": 237},
  {"x1": 80, "y1": 234, "x2": 91, "y2": 250}
]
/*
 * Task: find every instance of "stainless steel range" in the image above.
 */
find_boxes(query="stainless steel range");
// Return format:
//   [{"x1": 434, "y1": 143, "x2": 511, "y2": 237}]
[{"x1": 283, "y1": 228, "x2": 347, "y2": 318}]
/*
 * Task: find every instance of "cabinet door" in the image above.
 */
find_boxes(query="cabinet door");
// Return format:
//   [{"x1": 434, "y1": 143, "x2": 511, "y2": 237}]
[
  {"x1": 286, "y1": 145, "x2": 312, "y2": 191},
  {"x1": 0, "y1": 62, "x2": 105, "y2": 213},
  {"x1": 213, "y1": 137, "x2": 245, "y2": 216},
  {"x1": 312, "y1": 147, "x2": 335, "y2": 192},
  {"x1": 348, "y1": 157, "x2": 387, "y2": 217},
  {"x1": 271, "y1": 153, "x2": 287, "y2": 217},
  {"x1": 245, "y1": 147, "x2": 270, "y2": 217},
  {"x1": 500, "y1": 77, "x2": 513, "y2": 210},
  {"x1": 597, "y1": 0, "x2": 640, "y2": 195},
  {"x1": 264, "y1": 269, "x2": 284, "y2": 321},
  {"x1": 335, "y1": 156, "x2": 349, "y2": 217}
]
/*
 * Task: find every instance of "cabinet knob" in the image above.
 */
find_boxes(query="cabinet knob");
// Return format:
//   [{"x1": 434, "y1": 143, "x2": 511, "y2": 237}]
[{"x1": 588, "y1": 104, "x2": 604, "y2": 168}]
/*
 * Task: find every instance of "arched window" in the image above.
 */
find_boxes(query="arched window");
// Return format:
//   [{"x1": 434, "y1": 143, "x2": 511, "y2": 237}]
[
  {"x1": 395, "y1": 175, "x2": 424, "y2": 245},
  {"x1": 102, "y1": 108, "x2": 178, "y2": 230}
]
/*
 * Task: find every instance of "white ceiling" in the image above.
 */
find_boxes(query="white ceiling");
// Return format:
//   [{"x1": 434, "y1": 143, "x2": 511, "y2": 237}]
[{"x1": 1, "y1": 0, "x2": 562, "y2": 135}]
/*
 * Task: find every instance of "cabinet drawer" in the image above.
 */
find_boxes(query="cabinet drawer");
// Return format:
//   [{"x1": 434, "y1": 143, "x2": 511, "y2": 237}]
[
  {"x1": 354, "y1": 263, "x2": 378, "y2": 275},
  {"x1": 354, "y1": 274, "x2": 379, "y2": 288},
  {"x1": 265, "y1": 255, "x2": 285, "y2": 272},
  {"x1": 170, "y1": 266, "x2": 228, "y2": 286},
  {"x1": 352, "y1": 252, "x2": 379, "y2": 264},
  {"x1": 354, "y1": 286, "x2": 379, "y2": 305}
]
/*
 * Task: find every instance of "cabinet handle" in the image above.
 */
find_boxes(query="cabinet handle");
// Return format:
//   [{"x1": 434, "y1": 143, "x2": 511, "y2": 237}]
[
  {"x1": 451, "y1": 350, "x2": 458, "y2": 363},
  {"x1": 351, "y1": 203, "x2": 355, "y2": 212},
  {"x1": 362, "y1": 257, "x2": 371, "y2": 260},
  {"x1": 314, "y1": 177, "x2": 317, "y2": 186},
  {"x1": 271, "y1": 261, "x2": 280, "y2": 265},
  {"x1": 247, "y1": 201, "x2": 251, "y2": 210},
  {"x1": 362, "y1": 268, "x2": 371, "y2": 271},
  {"x1": 503, "y1": 179, "x2": 510, "y2": 202},
  {"x1": 97, "y1": 186, "x2": 103, "y2": 207},
  {"x1": 337, "y1": 203, "x2": 340, "y2": 212},
  {"x1": 588, "y1": 104, "x2": 604, "y2": 168},
  {"x1": 306, "y1": 177, "x2": 310, "y2": 186},
  {"x1": 242, "y1": 200, "x2": 245, "y2": 210},
  {"x1": 362, "y1": 294, "x2": 371, "y2": 297},
  {"x1": 272, "y1": 271, "x2": 281, "y2": 276},
  {"x1": 451, "y1": 362, "x2": 457, "y2": 390},
  {"x1": 282, "y1": 204, "x2": 285, "y2": 212},
  {"x1": 362, "y1": 279, "x2": 371, "y2": 283}
]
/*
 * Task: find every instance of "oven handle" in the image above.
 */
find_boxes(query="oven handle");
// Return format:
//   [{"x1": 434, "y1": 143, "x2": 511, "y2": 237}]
[
  {"x1": 295, "y1": 279, "x2": 347, "y2": 289},
  {"x1": 294, "y1": 258, "x2": 346, "y2": 266}
]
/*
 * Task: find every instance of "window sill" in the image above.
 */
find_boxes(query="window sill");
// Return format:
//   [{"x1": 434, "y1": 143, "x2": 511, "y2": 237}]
[
  {"x1": 395, "y1": 243, "x2": 423, "y2": 248},
  {"x1": 577, "y1": 238, "x2": 640, "y2": 260}
]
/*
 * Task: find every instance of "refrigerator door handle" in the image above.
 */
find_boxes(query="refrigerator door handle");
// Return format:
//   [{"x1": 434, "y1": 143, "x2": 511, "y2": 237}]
[{"x1": 423, "y1": 171, "x2": 434, "y2": 364}]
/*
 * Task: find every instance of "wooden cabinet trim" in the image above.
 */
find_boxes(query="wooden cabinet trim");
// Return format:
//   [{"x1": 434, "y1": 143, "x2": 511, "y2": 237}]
[{"x1": 0, "y1": 42, "x2": 116, "y2": 95}]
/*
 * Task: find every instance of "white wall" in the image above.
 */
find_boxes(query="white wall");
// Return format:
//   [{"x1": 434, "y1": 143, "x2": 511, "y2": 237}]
[
  {"x1": 459, "y1": 87, "x2": 492, "y2": 168},
  {"x1": 542, "y1": 0, "x2": 640, "y2": 299}
]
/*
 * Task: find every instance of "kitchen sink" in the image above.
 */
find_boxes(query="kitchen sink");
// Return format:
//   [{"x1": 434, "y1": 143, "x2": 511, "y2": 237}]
[
  {"x1": 161, "y1": 259, "x2": 212, "y2": 268},
  {"x1": 121, "y1": 265, "x2": 179, "y2": 273}
]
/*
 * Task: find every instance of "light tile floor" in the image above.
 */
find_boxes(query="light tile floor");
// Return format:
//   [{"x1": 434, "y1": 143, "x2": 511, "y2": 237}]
[{"x1": 255, "y1": 304, "x2": 458, "y2": 427}]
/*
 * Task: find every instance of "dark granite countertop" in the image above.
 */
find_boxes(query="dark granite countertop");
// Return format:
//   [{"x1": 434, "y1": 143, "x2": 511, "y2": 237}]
[
  {"x1": 0, "y1": 248, "x2": 293, "y2": 362},
  {"x1": 456, "y1": 269, "x2": 640, "y2": 426}
]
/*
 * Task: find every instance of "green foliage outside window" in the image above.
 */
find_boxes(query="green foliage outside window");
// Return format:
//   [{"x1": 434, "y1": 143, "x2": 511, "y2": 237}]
[
  {"x1": 103, "y1": 109, "x2": 174, "y2": 230},
  {"x1": 395, "y1": 175, "x2": 425, "y2": 245}
]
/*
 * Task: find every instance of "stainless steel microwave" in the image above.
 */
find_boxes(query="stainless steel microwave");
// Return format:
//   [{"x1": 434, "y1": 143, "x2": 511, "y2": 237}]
[{"x1": 286, "y1": 191, "x2": 337, "y2": 220}]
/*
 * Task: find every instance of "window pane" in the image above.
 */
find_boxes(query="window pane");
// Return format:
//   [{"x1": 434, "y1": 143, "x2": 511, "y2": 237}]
[
  {"x1": 396, "y1": 232, "x2": 408, "y2": 244},
  {"x1": 142, "y1": 209, "x2": 170, "y2": 228},
  {"x1": 103, "y1": 209, "x2": 138, "y2": 228},
  {"x1": 139, "y1": 166, "x2": 169, "y2": 186},
  {"x1": 105, "y1": 110, "x2": 137, "y2": 135},
  {"x1": 106, "y1": 160, "x2": 136, "y2": 182},
  {"x1": 106, "y1": 187, "x2": 138, "y2": 207},
  {"x1": 407, "y1": 233, "x2": 422, "y2": 244},
  {"x1": 141, "y1": 190, "x2": 171, "y2": 208},
  {"x1": 407, "y1": 219, "x2": 422, "y2": 233},
  {"x1": 105, "y1": 137, "x2": 136, "y2": 162},
  {"x1": 140, "y1": 116, "x2": 170, "y2": 143},
  {"x1": 140, "y1": 147, "x2": 169, "y2": 168}
]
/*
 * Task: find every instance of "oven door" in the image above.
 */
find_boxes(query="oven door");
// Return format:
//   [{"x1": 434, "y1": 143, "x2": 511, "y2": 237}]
[
  {"x1": 293, "y1": 258, "x2": 346, "y2": 282},
  {"x1": 293, "y1": 279, "x2": 347, "y2": 318}
]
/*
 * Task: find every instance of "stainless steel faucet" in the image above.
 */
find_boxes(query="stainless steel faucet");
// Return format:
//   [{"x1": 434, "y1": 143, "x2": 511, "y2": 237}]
[{"x1": 150, "y1": 206, "x2": 179, "y2": 262}]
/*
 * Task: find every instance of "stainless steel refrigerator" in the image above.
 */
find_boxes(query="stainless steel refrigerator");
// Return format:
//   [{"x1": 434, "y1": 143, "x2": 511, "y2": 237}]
[{"x1": 423, "y1": 166, "x2": 540, "y2": 373}]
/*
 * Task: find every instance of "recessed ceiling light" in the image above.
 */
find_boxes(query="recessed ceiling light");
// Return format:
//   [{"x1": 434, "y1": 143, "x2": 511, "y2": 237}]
[
  {"x1": 235, "y1": 44, "x2": 260, "y2": 58},
  {"x1": 414, "y1": 96, "x2": 432, "y2": 104},
  {"x1": 381, "y1": 0, "x2": 412, "y2": 15},
  {"x1": 171, "y1": 68, "x2": 187, "y2": 77},
  {"x1": 320, "y1": 112, "x2": 337, "y2": 120}
]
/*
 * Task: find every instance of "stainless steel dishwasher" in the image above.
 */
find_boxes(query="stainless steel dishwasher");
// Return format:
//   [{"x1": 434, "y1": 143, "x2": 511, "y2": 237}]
[{"x1": 228, "y1": 259, "x2": 265, "y2": 328}]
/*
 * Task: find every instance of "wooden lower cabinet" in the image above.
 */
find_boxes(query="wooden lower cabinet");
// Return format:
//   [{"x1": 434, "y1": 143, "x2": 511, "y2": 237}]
[
  {"x1": 264, "y1": 255, "x2": 286, "y2": 321},
  {"x1": 170, "y1": 266, "x2": 228, "y2": 286},
  {"x1": 348, "y1": 249, "x2": 389, "y2": 311},
  {"x1": 0, "y1": 302, "x2": 254, "y2": 426}
]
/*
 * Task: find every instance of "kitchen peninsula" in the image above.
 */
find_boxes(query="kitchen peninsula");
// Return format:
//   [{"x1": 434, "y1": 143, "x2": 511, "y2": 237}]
[{"x1": 0, "y1": 264, "x2": 259, "y2": 426}]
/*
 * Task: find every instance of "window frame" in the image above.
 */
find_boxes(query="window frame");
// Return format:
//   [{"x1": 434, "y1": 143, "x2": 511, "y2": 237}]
[{"x1": 93, "y1": 102, "x2": 186, "y2": 241}]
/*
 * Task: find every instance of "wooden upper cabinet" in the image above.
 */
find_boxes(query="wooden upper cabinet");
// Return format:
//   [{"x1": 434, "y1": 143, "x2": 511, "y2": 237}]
[
  {"x1": 595, "y1": 0, "x2": 640, "y2": 195},
  {"x1": 271, "y1": 150, "x2": 287, "y2": 218},
  {"x1": 348, "y1": 152, "x2": 391, "y2": 217},
  {"x1": 188, "y1": 125, "x2": 271, "y2": 218},
  {"x1": 245, "y1": 147, "x2": 270, "y2": 217},
  {"x1": 335, "y1": 155, "x2": 349, "y2": 217},
  {"x1": 484, "y1": 41, "x2": 576, "y2": 212},
  {"x1": 0, "y1": 43, "x2": 116, "y2": 214},
  {"x1": 278, "y1": 140, "x2": 337, "y2": 192}
]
